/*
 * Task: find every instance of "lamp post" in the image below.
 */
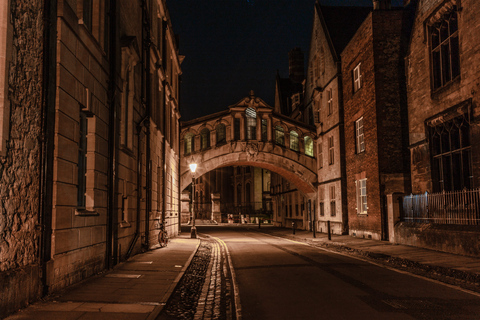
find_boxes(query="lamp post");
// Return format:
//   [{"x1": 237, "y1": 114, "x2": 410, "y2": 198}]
[{"x1": 189, "y1": 162, "x2": 197, "y2": 238}]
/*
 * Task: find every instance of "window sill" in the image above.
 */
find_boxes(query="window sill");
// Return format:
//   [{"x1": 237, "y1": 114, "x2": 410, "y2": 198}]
[
  {"x1": 431, "y1": 76, "x2": 461, "y2": 98},
  {"x1": 75, "y1": 208, "x2": 99, "y2": 216},
  {"x1": 120, "y1": 221, "x2": 131, "y2": 228}
]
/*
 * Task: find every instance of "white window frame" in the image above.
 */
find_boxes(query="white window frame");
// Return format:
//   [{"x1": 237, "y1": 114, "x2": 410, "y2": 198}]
[
  {"x1": 355, "y1": 117, "x2": 365, "y2": 153},
  {"x1": 356, "y1": 178, "x2": 367, "y2": 214},
  {"x1": 353, "y1": 63, "x2": 362, "y2": 92}
]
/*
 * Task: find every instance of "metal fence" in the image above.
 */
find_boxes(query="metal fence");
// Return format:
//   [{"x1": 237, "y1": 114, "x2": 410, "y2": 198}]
[{"x1": 403, "y1": 189, "x2": 480, "y2": 225}]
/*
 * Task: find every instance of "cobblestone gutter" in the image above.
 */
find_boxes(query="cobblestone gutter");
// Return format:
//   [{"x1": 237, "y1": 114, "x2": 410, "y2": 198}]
[{"x1": 159, "y1": 237, "x2": 236, "y2": 320}]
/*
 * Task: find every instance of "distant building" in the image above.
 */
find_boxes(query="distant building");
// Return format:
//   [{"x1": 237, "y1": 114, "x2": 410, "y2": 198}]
[{"x1": 0, "y1": 0, "x2": 182, "y2": 317}]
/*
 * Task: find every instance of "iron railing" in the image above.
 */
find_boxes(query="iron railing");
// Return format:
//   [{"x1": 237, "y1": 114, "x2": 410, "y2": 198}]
[{"x1": 403, "y1": 189, "x2": 480, "y2": 225}]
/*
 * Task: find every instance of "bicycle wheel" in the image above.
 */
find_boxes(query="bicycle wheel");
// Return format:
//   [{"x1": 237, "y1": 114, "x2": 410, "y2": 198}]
[{"x1": 158, "y1": 231, "x2": 167, "y2": 247}]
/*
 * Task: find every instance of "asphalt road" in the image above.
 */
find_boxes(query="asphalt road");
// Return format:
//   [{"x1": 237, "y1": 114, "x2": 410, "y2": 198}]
[{"x1": 198, "y1": 225, "x2": 480, "y2": 320}]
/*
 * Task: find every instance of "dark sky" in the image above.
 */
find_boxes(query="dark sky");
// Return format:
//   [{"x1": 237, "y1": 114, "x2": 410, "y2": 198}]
[{"x1": 166, "y1": 0, "x2": 404, "y2": 121}]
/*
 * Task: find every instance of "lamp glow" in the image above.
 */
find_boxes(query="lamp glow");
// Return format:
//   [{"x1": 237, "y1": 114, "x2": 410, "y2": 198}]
[{"x1": 189, "y1": 163, "x2": 197, "y2": 173}]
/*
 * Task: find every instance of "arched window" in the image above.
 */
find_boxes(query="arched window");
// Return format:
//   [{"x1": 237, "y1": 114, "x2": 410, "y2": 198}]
[
  {"x1": 200, "y1": 128, "x2": 210, "y2": 150},
  {"x1": 304, "y1": 136, "x2": 314, "y2": 157},
  {"x1": 246, "y1": 107, "x2": 256, "y2": 140},
  {"x1": 290, "y1": 130, "x2": 299, "y2": 151},
  {"x1": 184, "y1": 133, "x2": 194, "y2": 154},
  {"x1": 275, "y1": 126, "x2": 284, "y2": 146},
  {"x1": 216, "y1": 123, "x2": 226, "y2": 145}
]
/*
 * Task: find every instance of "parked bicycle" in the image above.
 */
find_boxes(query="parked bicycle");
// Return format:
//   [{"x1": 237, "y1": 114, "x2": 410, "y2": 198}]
[{"x1": 157, "y1": 220, "x2": 169, "y2": 248}]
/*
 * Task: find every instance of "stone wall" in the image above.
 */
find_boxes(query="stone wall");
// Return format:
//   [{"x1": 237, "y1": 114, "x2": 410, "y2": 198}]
[{"x1": 0, "y1": 0, "x2": 44, "y2": 317}]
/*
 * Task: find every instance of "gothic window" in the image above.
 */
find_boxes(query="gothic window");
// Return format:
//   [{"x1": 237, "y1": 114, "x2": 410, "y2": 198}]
[
  {"x1": 430, "y1": 6, "x2": 460, "y2": 90},
  {"x1": 290, "y1": 130, "x2": 299, "y2": 151},
  {"x1": 353, "y1": 63, "x2": 362, "y2": 93},
  {"x1": 304, "y1": 136, "x2": 314, "y2": 157},
  {"x1": 246, "y1": 107, "x2": 256, "y2": 140},
  {"x1": 356, "y1": 178, "x2": 367, "y2": 214},
  {"x1": 275, "y1": 126, "x2": 285, "y2": 146},
  {"x1": 200, "y1": 128, "x2": 210, "y2": 150},
  {"x1": 430, "y1": 115, "x2": 471, "y2": 192},
  {"x1": 184, "y1": 133, "x2": 194, "y2": 154},
  {"x1": 355, "y1": 117, "x2": 365, "y2": 153},
  {"x1": 216, "y1": 123, "x2": 226, "y2": 145},
  {"x1": 328, "y1": 136, "x2": 334, "y2": 165}
]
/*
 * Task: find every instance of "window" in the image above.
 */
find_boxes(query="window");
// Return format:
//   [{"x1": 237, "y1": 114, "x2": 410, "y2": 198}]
[
  {"x1": 234, "y1": 118, "x2": 241, "y2": 140},
  {"x1": 82, "y1": 0, "x2": 93, "y2": 30},
  {"x1": 327, "y1": 88, "x2": 333, "y2": 116},
  {"x1": 355, "y1": 117, "x2": 365, "y2": 153},
  {"x1": 328, "y1": 136, "x2": 334, "y2": 165},
  {"x1": 330, "y1": 186, "x2": 336, "y2": 217},
  {"x1": 356, "y1": 178, "x2": 367, "y2": 214},
  {"x1": 184, "y1": 133, "x2": 194, "y2": 154},
  {"x1": 430, "y1": 6, "x2": 460, "y2": 90},
  {"x1": 261, "y1": 119, "x2": 268, "y2": 141},
  {"x1": 246, "y1": 107, "x2": 256, "y2": 140},
  {"x1": 319, "y1": 202, "x2": 324, "y2": 217},
  {"x1": 304, "y1": 136, "x2": 314, "y2": 157},
  {"x1": 200, "y1": 128, "x2": 210, "y2": 150},
  {"x1": 430, "y1": 115, "x2": 471, "y2": 192},
  {"x1": 290, "y1": 130, "x2": 299, "y2": 151},
  {"x1": 318, "y1": 142, "x2": 323, "y2": 168},
  {"x1": 78, "y1": 112, "x2": 88, "y2": 208},
  {"x1": 353, "y1": 63, "x2": 362, "y2": 92},
  {"x1": 275, "y1": 126, "x2": 285, "y2": 146},
  {"x1": 216, "y1": 124, "x2": 226, "y2": 145}
]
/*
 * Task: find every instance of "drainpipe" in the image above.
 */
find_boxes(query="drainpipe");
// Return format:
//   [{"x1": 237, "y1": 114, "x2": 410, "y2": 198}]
[
  {"x1": 142, "y1": 0, "x2": 152, "y2": 249},
  {"x1": 106, "y1": 0, "x2": 117, "y2": 268},
  {"x1": 39, "y1": 0, "x2": 57, "y2": 296}
]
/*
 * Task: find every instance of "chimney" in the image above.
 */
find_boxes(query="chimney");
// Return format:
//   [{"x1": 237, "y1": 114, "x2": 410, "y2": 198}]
[
  {"x1": 288, "y1": 48, "x2": 304, "y2": 84},
  {"x1": 373, "y1": 0, "x2": 391, "y2": 10}
]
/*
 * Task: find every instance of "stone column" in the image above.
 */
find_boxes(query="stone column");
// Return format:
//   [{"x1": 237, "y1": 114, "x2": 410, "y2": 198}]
[
  {"x1": 387, "y1": 193, "x2": 403, "y2": 243},
  {"x1": 211, "y1": 193, "x2": 222, "y2": 222},
  {"x1": 181, "y1": 190, "x2": 191, "y2": 224}
]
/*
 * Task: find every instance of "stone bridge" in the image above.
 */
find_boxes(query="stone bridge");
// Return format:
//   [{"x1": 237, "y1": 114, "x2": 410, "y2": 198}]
[{"x1": 180, "y1": 93, "x2": 317, "y2": 195}]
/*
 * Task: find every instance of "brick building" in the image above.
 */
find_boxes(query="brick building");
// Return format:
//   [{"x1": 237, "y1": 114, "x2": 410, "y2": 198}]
[
  {"x1": 341, "y1": 2, "x2": 411, "y2": 240},
  {"x1": 0, "y1": 0, "x2": 182, "y2": 317}
]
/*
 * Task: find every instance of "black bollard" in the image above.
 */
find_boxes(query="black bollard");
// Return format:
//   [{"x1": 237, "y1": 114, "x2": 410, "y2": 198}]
[
  {"x1": 258, "y1": 218, "x2": 261, "y2": 229},
  {"x1": 327, "y1": 220, "x2": 331, "y2": 240}
]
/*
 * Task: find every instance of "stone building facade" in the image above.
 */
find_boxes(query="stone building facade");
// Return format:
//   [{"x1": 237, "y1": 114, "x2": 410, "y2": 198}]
[
  {"x1": 304, "y1": 3, "x2": 371, "y2": 235},
  {"x1": 406, "y1": 0, "x2": 480, "y2": 194},
  {"x1": 0, "y1": 0, "x2": 182, "y2": 317},
  {"x1": 341, "y1": 4, "x2": 410, "y2": 240}
]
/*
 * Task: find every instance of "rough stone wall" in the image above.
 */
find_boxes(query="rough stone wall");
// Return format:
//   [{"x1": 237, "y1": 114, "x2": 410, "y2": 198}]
[
  {"x1": 407, "y1": 0, "x2": 480, "y2": 193},
  {"x1": 0, "y1": 0, "x2": 44, "y2": 316},
  {"x1": 342, "y1": 14, "x2": 384, "y2": 239}
]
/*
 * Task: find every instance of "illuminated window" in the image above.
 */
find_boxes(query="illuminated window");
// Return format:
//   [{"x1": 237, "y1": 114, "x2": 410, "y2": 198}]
[
  {"x1": 290, "y1": 130, "x2": 299, "y2": 151},
  {"x1": 201, "y1": 128, "x2": 210, "y2": 150},
  {"x1": 246, "y1": 107, "x2": 256, "y2": 140},
  {"x1": 275, "y1": 126, "x2": 284, "y2": 146},
  {"x1": 216, "y1": 124, "x2": 226, "y2": 145},
  {"x1": 184, "y1": 133, "x2": 194, "y2": 154},
  {"x1": 304, "y1": 136, "x2": 314, "y2": 157}
]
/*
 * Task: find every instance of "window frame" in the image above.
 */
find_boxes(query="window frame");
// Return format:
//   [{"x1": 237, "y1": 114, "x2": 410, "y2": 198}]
[
  {"x1": 353, "y1": 63, "x2": 362, "y2": 93},
  {"x1": 355, "y1": 117, "x2": 365, "y2": 154},
  {"x1": 290, "y1": 130, "x2": 299, "y2": 152},
  {"x1": 328, "y1": 136, "x2": 334, "y2": 165},
  {"x1": 356, "y1": 178, "x2": 368, "y2": 214}
]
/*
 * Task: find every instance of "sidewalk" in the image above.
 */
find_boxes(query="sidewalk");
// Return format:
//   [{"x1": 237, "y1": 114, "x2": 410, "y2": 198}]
[
  {"x1": 252, "y1": 225, "x2": 480, "y2": 291},
  {"x1": 5, "y1": 234, "x2": 200, "y2": 320}
]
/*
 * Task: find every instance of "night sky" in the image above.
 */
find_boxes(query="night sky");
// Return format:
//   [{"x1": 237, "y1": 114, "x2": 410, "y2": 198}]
[{"x1": 166, "y1": 0, "x2": 404, "y2": 121}]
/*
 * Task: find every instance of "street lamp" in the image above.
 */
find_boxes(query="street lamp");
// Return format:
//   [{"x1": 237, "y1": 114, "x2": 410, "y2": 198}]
[{"x1": 189, "y1": 162, "x2": 197, "y2": 238}]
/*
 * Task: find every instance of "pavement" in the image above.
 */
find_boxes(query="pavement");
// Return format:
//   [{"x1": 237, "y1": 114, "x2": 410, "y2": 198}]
[{"x1": 5, "y1": 223, "x2": 480, "y2": 319}]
